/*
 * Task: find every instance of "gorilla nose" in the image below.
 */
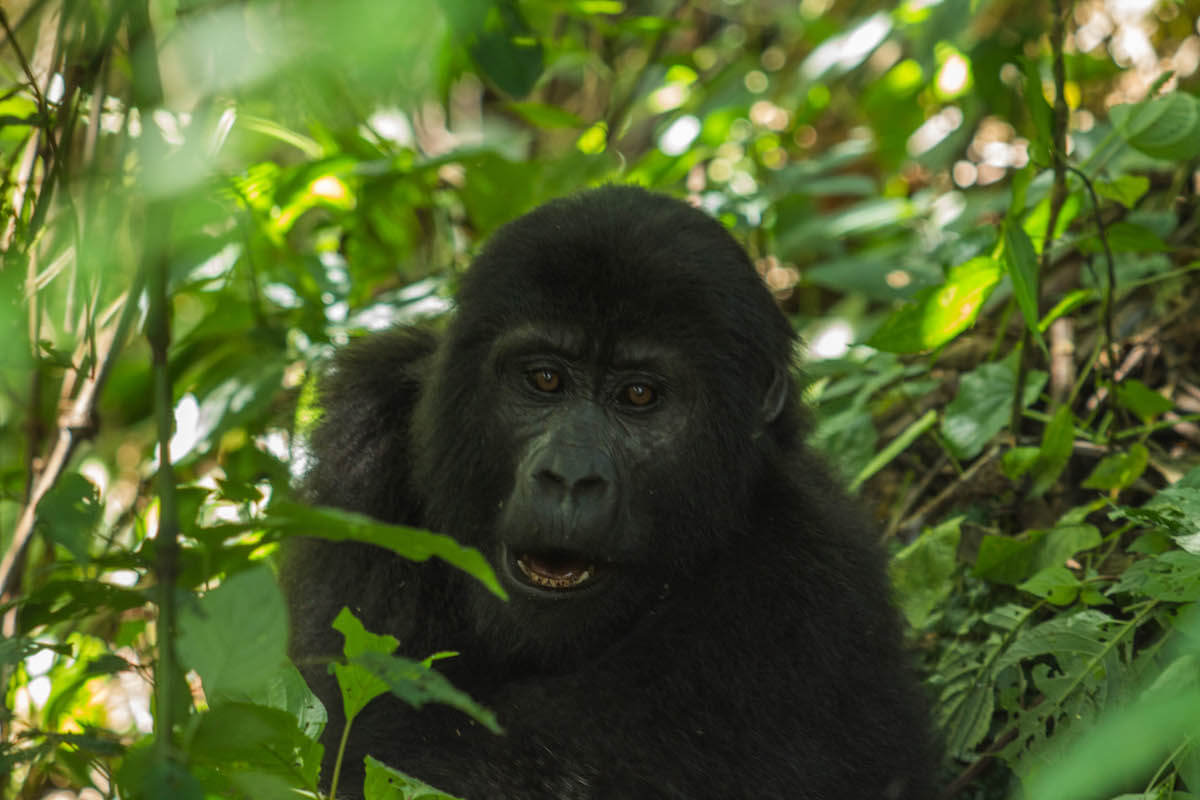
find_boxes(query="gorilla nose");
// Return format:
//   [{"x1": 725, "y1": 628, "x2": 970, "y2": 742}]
[{"x1": 529, "y1": 448, "x2": 617, "y2": 534}]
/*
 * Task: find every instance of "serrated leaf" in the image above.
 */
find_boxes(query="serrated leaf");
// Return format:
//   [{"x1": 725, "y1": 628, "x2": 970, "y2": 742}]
[
  {"x1": 332, "y1": 607, "x2": 397, "y2": 722},
  {"x1": 890, "y1": 517, "x2": 962, "y2": 629},
  {"x1": 867, "y1": 257, "x2": 1001, "y2": 353},
  {"x1": 364, "y1": 755, "x2": 462, "y2": 800},
  {"x1": 941, "y1": 358, "x2": 1046, "y2": 461},
  {"x1": 177, "y1": 567, "x2": 288, "y2": 701}
]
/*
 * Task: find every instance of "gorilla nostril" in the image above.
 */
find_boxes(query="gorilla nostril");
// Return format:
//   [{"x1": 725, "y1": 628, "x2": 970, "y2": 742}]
[{"x1": 573, "y1": 475, "x2": 608, "y2": 500}]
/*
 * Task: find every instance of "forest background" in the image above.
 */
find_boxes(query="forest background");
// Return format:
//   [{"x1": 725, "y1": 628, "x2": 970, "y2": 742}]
[{"x1": 2, "y1": 0, "x2": 1199, "y2": 798}]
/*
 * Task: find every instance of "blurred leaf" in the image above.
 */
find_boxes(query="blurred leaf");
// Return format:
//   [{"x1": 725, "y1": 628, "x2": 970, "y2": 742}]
[
  {"x1": 37, "y1": 474, "x2": 102, "y2": 562},
  {"x1": 867, "y1": 257, "x2": 1001, "y2": 353},
  {"x1": 1079, "y1": 221, "x2": 1168, "y2": 254},
  {"x1": 1002, "y1": 221, "x2": 1047, "y2": 355},
  {"x1": 445, "y1": 0, "x2": 544, "y2": 97},
  {"x1": 1094, "y1": 175, "x2": 1150, "y2": 208},
  {"x1": 1111, "y1": 91, "x2": 1200, "y2": 161},
  {"x1": 1082, "y1": 444, "x2": 1149, "y2": 491},
  {"x1": 1113, "y1": 551, "x2": 1200, "y2": 602},
  {"x1": 1029, "y1": 405, "x2": 1075, "y2": 498},
  {"x1": 1115, "y1": 379, "x2": 1174, "y2": 422},
  {"x1": 1019, "y1": 566, "x2": 1082, "y2": 606},
  {"x1": 506, "y1": 102, "x2": 584, "y2": 129}
]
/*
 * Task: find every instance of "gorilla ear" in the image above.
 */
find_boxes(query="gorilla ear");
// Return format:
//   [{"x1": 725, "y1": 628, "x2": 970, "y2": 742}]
[{"x1": 760, "y1": 368, "x2": 790, "y2": 425}]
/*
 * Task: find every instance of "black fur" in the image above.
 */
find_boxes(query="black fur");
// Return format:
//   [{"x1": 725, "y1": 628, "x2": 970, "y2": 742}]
[{"x1": 281, "y1": 186, "x2": 935, "y2": 799}]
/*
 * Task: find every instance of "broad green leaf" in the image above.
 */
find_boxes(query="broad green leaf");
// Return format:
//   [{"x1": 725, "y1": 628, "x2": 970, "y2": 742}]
[
  {"x1": 1082, "y1": 444, "x2": 1149, "y2": 491},
  {"x1": 867, "y1": 257, "x2": 1001, "y2": 353},
  {"x1": 1034, "y1": 524, "x2": 1101, "y2": 573},
  {"x1": 1079, "y1": 221, "x2": 1168, "y2": 254},
  {"x1": 332, "y1": 607, "x2": 397, "y2": 721},
  {"x1": 364, "y1": 755, "x2": 462, "y2": 800},
  {"x1": 1115, "y1": 379, "x2": 1174, "y2": 421},
  {"x1": 1094, "y1": 175, "x2": 1150, "y2": 208},
  {"x1": 941, "y1": 358, "x2": 1046, "y2": 461},
  {"x1": 37, "y1": 473, "x2": 101, "y2": 562},
  {"x1": 188, "y1": 702, "x2": 317, "y2": 769},
  {"x1": 177, "y1": 566, "x2": 289, "y2": 701},
  {"x1": 890, "y1": 517, "x2": 962, "y2": 629},
  {"x1": 975, "y1": 534, "x2": 1037, "y2": 585},
  {"x1": 1019, "y1": 566, "x2": 1082, "y2": 606},
  {"x1": 1110, "y1": 91, "x2": 1200, "y2": 160},
  {"x1": 264, "y1": 502, "x2": 506, "y2": 599}
]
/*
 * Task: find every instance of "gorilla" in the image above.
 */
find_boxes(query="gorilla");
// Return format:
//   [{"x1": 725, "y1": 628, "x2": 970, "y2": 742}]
[{"x1": 281, "y1": 185, "x2": 935, "y2": 799}]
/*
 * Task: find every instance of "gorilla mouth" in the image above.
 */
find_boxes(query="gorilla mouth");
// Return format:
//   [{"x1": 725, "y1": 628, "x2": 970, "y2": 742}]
[{"x1": 514, "y1": 551, "x2": 596, "y2": 591}]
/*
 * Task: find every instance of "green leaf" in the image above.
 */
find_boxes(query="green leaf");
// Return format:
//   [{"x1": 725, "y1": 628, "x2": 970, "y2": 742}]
[
  {"x1": 1094, "y1": 175, "x2": 1150, "y2": 208},
  {"x1": 364, "y1": 755, "x2": 462, "y2": 800},
  {"x1": 446, "y1": 0, "x2": 544, "y2": 98},
  {"x1": 1002, "y1": 221, "x2": 1047, "y2": 356},
  {"x1": 1115, "y1": 379, "x2": 1174, "y2": 422},
  {"x1": 890, "y1": 517, "x2": 962, "y2": 629},
  {"x1": 1079, "y1": 221, "x2": 1168, "y2": 254},
  {"x1": 354, "y1": 651, "x2": 501, "y2": 733},
  {"x1": 177, "y1": 566, "x2": 289, "y2": 701},
  {"x1": 1018, "y1": 566, "x2": 1082, "y2": 606},
  {"x1": 506, "y1": 102, "x2": 584, "y2": 129},
  {"x1": 975, "y1": 534, "x2": 1037, "y2": 585},
  {"x1": 1082, "y1": 444, "x2": 1149, "y2": 491},
  {"x1": 866, "y1": 257, "x2": 1001, "y2": 353},
  {"x1": 1002, "y1": 446, "x2": 1041, "y2": 480},
  {"x1": 188, "y1": 702, "x2": 316, "y2": 768},
  {"x1": 1110, "y1": 91, "x2": 1200, "y2": 161},
  {"x1": 265, "y1": 502, "x2": 506, "y2": 599},
  {"x1": 1112, "y1": 551, "x2": 1200, "y2": 601},
  {"x1": 37, "y1": 473, "x2": 101, "y2": 562},
  {"x1": 1022, "y1": 59, "x2": 1054, "y2": 151},
  {"x1": 1029, "y1": 405, "x2": 1076, "y2": 498},
  {"x1": 941, "y1": 358, "x2": 1047, "y2": 461},
  {"x1": 332, "y1": 607, "x2": 397, "y2": 722}
]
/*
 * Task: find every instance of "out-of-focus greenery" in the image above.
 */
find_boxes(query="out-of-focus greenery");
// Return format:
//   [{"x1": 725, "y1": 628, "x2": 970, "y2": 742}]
[{"x1": 2, "y1": 0, "x2": 1199, "y2": 797}]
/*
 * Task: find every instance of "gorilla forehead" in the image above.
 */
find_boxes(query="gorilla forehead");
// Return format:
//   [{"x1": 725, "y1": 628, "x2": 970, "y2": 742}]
[{"x1": 453, "y1": 185, "x2": 794, "y2": 364}]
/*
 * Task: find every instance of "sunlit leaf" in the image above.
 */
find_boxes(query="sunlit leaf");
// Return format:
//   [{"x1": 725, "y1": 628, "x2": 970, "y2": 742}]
[{"x1": 867, "y1": 257, "x2": 1001, "y2": 353}]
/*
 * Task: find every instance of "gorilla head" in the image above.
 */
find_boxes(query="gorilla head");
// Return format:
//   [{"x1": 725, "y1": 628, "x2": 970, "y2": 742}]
[
  {"x1": 411, "y1": 187, "x2": 797, "y2": 662},
  {"x1": 285, "y1": 185, "x2": 935, "y2": 800}
]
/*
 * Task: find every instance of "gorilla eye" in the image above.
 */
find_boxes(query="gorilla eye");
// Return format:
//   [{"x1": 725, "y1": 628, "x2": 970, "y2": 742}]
[
  {"x1": 529, "y1": 368, "x2": 562, "y2": 393},
  {"x1": 622, "y1": 383, "x2": 656, "y2": 407}
]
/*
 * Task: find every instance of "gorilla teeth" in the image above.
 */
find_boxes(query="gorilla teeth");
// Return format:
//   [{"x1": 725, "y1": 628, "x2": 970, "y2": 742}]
[{"x1": 516, "y1": 554, "x2": 594, "y2": 590}]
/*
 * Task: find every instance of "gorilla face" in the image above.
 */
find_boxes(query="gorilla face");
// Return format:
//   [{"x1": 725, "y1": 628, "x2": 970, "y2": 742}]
[{"x1": 410, "y1": 187, "x2": 796, "y2": 662}]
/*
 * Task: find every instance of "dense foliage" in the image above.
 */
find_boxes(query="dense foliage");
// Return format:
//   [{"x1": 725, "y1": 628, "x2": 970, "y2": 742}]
[{"x1": 1, "y1": 1, "x2": 1198, "y2": 798}]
